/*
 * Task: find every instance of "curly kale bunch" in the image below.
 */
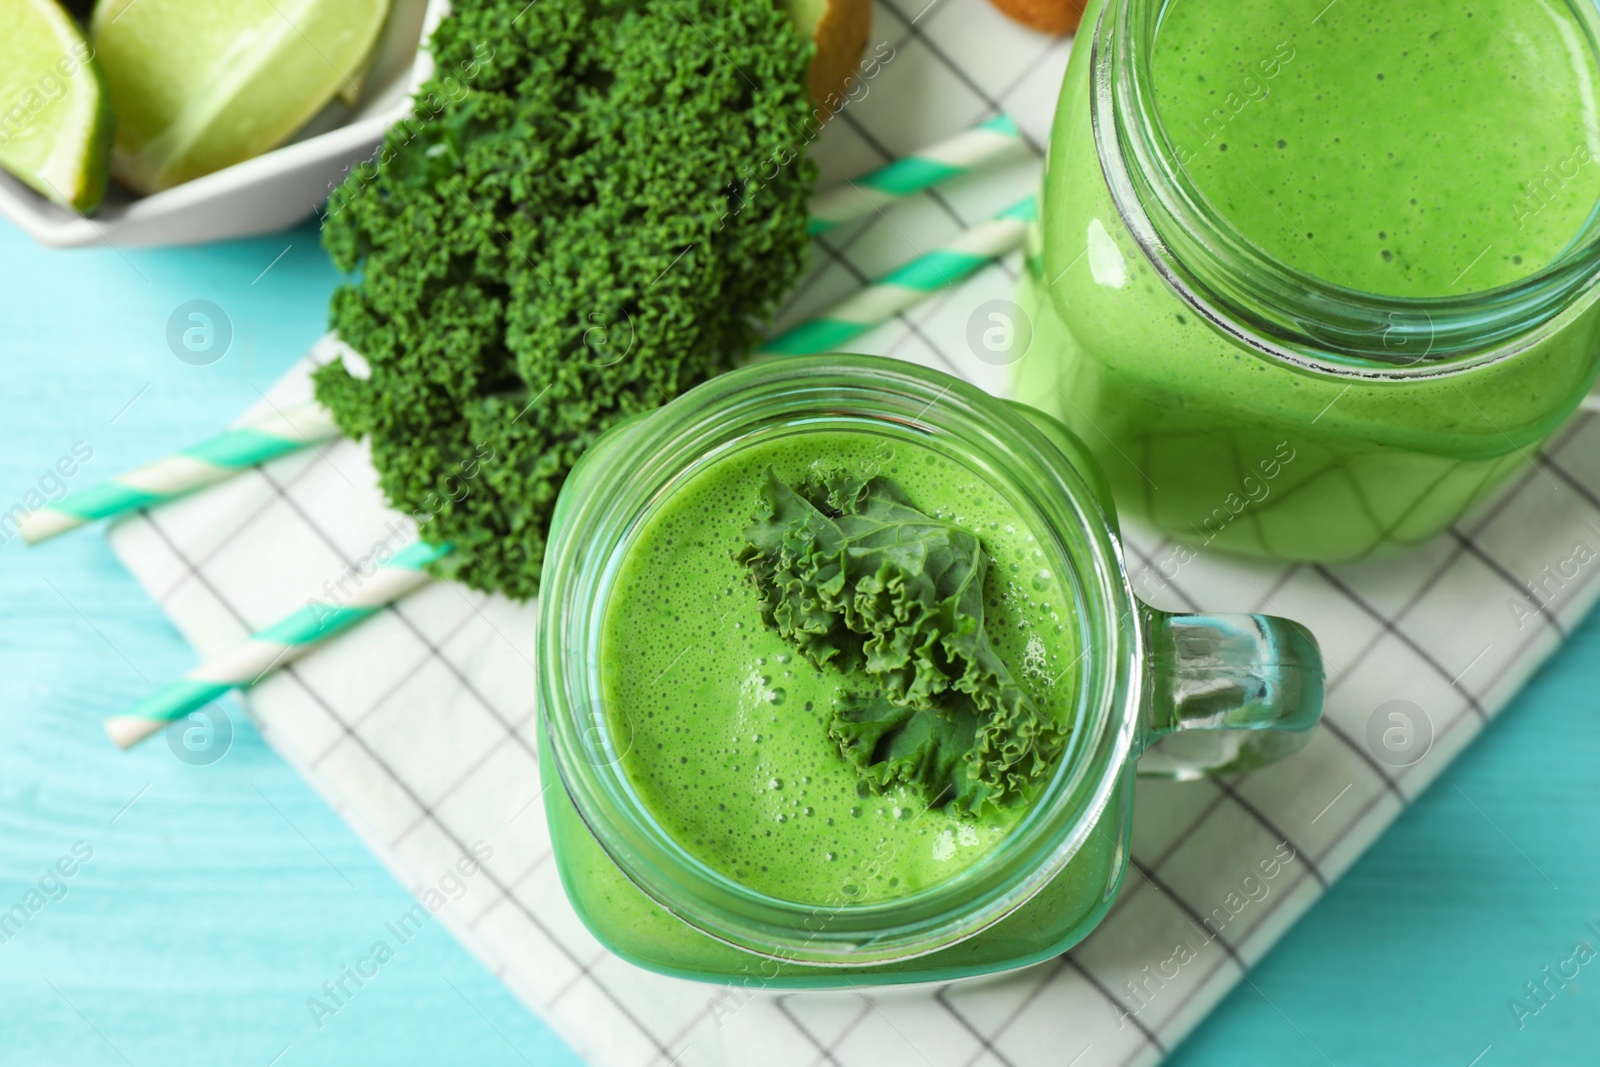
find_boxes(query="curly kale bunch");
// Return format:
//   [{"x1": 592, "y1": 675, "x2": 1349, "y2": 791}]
[
  {"x1": 315, "y1": 0, "x2": 818, "y2": 599},
  {"x1": 738, "y1": 469, "x2": 1068, "y2": 815}
]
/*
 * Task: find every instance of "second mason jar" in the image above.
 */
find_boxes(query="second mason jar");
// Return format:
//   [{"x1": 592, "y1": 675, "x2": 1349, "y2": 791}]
[{"x1": 1014, "y1": 0, "x2": 1600, "y2": 562}]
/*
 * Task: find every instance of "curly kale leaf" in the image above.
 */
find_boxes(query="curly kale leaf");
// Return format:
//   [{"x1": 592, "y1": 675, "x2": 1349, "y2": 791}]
[
  {"x1": 314, "y1": 0, "x2": 818, "y2": 599},
  {"x1": 737, "y1": 470, "x2": 1066, "y2": 814}
]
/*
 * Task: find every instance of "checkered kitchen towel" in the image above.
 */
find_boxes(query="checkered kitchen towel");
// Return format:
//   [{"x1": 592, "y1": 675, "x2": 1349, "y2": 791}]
[{"x1": 107, "y1": 3, "x2": 1600, "y2": 1065}]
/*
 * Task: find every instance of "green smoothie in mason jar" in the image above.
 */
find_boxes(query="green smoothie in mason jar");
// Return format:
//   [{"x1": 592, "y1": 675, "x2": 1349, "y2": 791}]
[
  {"x1": 1015, "y1": 0, "x2": 1600, "y2": 561},
  {"x1": 539, "y1": 357, "x2": 1323, "y2": 986}
]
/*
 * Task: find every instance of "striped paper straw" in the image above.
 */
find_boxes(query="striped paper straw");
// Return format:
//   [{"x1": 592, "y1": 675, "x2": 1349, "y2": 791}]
[
  {"x1": 757, "y1": 194, "x2": 1039, "y2": 357},
  {"x1": 21, "y1": 402, "x2": 340, "y2": 545},
  {"x1": 808, "y1": 115, "x2": 1025, "y2": 235},
  {"x1": 105, "y1": 540, "x2": 450, "y2": 750}
]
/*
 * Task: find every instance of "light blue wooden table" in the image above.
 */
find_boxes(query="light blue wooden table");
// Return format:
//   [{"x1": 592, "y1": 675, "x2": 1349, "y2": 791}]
[{"x1": 3, "y1": 219, "x2": 1597, "y2": 1066}]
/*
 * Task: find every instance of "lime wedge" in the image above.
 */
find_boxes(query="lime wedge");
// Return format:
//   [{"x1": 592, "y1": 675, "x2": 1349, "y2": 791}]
[
  {"x1": 91, "y1": 0, "x2": 391, "y2": 194},
  {"x1": 0, "y1": 0, "x2": 113, "y2": 213}
]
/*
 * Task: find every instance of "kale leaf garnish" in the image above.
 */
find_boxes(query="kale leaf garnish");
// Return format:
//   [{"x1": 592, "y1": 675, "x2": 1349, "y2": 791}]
[{"x1": 738, "y1": 469, "x2": 1066, "y2": 815}]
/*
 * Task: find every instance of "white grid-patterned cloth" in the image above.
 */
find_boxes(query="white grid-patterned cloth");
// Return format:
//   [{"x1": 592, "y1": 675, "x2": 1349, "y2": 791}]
[{"x1": 106, "y1": 4, "x2": 1600, "y2": 1065}]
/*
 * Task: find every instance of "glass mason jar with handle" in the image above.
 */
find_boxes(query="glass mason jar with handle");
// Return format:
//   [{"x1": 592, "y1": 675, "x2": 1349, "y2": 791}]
[
  {"x1": 537, "y1": 355, "x2": 1323, "y2": 986},
  {"x1": 1014, "y1": 0, "x2": 1600, "y2": 562}
]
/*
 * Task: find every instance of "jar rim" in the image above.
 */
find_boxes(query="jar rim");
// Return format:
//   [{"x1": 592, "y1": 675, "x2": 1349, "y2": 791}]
[
  {"x1": 537, "y1": 356, "x2": 1142, "y2": 967},
  {"x1": 1091, "y1": 0, "x2": 1600, "y2": 377}
]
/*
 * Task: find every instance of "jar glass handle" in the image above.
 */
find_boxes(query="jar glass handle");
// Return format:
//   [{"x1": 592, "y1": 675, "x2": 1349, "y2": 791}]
[{"x1": 1137, "y1": 606, "x2": 1325, "y2": 779}]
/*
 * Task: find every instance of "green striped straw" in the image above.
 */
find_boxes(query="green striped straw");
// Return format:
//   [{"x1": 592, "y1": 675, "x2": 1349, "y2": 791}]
[
  {"x1": 21, "y1": 402, "x2": 340, "y2": 545},
  {"x1": 808, "y1": 115, "x2": 1025, "y2": 235},
  {"x1": 105, "y1": 540, "x2": 450, "y2": 750},
  {"x1": 757, "y1": 194, "x2": 1039, "y2": 357}
]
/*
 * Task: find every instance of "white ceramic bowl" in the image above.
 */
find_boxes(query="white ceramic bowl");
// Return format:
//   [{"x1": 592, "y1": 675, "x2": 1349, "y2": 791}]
[{"x1": 0, "y1": 0, "x2": 444, "y2": 248}]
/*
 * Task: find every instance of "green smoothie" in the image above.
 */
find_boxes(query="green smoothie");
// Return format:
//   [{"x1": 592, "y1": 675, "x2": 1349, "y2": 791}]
[
  {"x1": 1014, "y1": 0, "x2": 1600, "y2": 562},
  {"x1": 1158, "y1": 0, "x2": 1600, "y2": 295},
  {"x1": 598, "y1": 431, "x2": 1082, "y2": 907}
]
